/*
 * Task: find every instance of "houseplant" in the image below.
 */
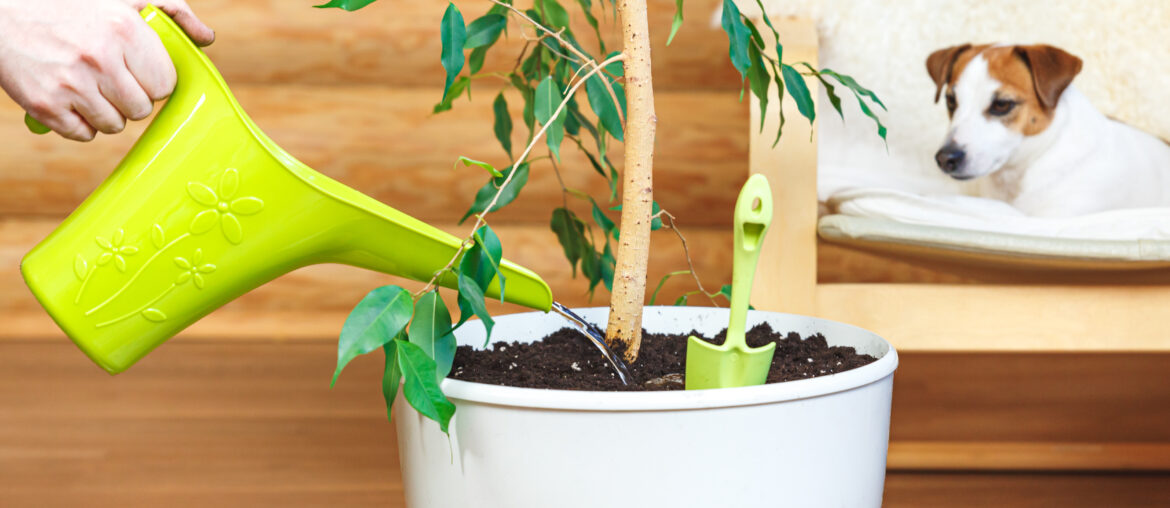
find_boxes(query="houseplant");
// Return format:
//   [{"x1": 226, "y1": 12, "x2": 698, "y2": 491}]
[{"x1": 318, "y1": 0, "x2": 895, "y2": 505}]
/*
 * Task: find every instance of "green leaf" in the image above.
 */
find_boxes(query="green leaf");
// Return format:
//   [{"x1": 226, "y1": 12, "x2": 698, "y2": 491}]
[
  {"x1": 772, "y1": 60, "x2": 786, "y2": 147},
  {"x1": 459, "y1": 163, "x2": 530, "y2": 224},
  {"x1": 440, "y1": 3, "x2": 467, "y2": 102},
  {"x1": 599, "y1": 242, "x2": 615, "y2": 291},
  {"x1": 604, "y1": 51, "x2": 624, "y2": 77},
  {"x1": 591, "y1": 199, "x2": 616, "y2": 238},
  {"x1": 550, "y1": 208, "x2": 587, "y2": 276},
  {"x1": 651, "y1": 201, "x2": 663, "y2": 231},
  {"x1": 468, "y1": 46, "x2": 488, "y2": 74},
  {"x1": 649, "y1": 270, "x2": 688, "y2": 305},
  {"x1": 751, "y1": 0, "x2": 782, "y2": 47},
  {"x1": 314, "y1": 0, "x2": 379, "y2": 11},
  {"x1": 674, "y1": 294, "x2": 689, "y2": 306},
  {"x1": 584, "y1": 69, "x2": 624, "y2": 142},
  {"x1": 460, "y1": 225, "x2": 504, "y2": 294},
  {"x1": 747, "y1": 42, "x2": 771, "y2": 132},
  {"x1": 539, "y1": 0, "x2": 572, "y2": 32},
  {"x1": 334, "y1": 286, "x2": 413, "y2": 386},
  {"x1": 456, "y1": 156, "x2": 502, "y2": 177},
  {"x1": 464, "y1": 14, "x2": 506, "y2": 49},
  {"x1": 667, "y1": 0, "x2": 685, "y2": 45},
  {"x1": 719, "y1": 0, "x2": 752, "y2": 82},
  {"x1": 433, "y1": 76, "x2": 471, "y2": 114},
  {"x1": 381, "y1": 340, "x2": 401, "y2": 422},
  {"x1": 396, "y1": 339, "x2": 456, "y2": 433},
  {"x1": 409, "y1": 291, "x2": 457, "y2": 383},
  {"x1": 492, "y1": 93, "x2": 514, "y2": 159},
  {"x1": 456, "y1": 273, "x2": 495, "y2": 341},
  {"x1": 580, "y1": 241, "x2": 602, "y2": 293},
  {"x1": 782, "y1": 64, "x2": 815, "y2": 125},
  {"x1": 576, "y1": 0, "x2": 605, "y2": 54},
  {"x1": 822, "y1": 69, "x2": 887, "y2": 110},
  {"x1": 534, "y1": 76, "x2": 567, "y2": 161},
  {"x1": 800, "y1": 63, "x2": 843, "y2": 120}
]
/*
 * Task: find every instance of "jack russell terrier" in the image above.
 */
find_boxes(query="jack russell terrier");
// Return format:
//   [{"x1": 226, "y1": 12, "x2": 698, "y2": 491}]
[{"x1": 927, "y1": 44, "x2": 1170, "y2": 217}]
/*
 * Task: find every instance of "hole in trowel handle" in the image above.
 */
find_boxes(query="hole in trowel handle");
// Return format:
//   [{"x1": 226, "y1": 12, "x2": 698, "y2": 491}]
[{"x1": 751, "y1": 197, "x2": 762, "y2": 212}]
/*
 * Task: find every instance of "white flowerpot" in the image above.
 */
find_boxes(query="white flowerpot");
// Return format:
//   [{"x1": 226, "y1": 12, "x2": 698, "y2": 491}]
[{"x1": 395, "y1": 307, "x2": 898, "y2": 508}]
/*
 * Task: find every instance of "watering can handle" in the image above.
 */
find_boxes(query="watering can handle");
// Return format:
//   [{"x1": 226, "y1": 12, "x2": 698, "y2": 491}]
[
  {"x1": 23, "y1": 6, "x2": 185, "y2": 135},
  {"x1": 726, "y1": 174, "x2": 773, "y2": 347}
]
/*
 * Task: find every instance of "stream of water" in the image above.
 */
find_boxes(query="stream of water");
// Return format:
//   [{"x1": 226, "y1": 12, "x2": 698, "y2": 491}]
[{"x1": 550, "y1": 302, "x2": 633, "y2": 385}]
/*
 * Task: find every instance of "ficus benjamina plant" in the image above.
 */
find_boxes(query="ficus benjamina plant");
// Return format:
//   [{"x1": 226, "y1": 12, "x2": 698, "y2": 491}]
[{"x1": 317, "y1": 0, "x2": 886, "y2": 432}]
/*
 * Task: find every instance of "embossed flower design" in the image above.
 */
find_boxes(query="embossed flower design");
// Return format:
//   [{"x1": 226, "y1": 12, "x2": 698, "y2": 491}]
[
  {"x1": 95, "y1": 228, "x2": 138, "y2": 272},
  {"x1": 174, "y1": 249, "x2": 216, "y2": 289},
  {"x1": 187, "y1": 168, "x2": 264, "y2": 245}
]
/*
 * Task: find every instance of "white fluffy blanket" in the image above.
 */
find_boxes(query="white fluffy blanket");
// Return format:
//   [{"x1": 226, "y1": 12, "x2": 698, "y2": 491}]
[{"x1": 734, "y1": 0, "x2": 1170, "y2": 240}]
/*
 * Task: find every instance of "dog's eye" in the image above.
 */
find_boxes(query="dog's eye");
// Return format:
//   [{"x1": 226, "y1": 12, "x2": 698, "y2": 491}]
[
  {"x1": 988, "y1": 98, "x2": 1016, "y2": 116},
  {"x1": 946, "y1": 94, "x2": 957, "y2": 114}
]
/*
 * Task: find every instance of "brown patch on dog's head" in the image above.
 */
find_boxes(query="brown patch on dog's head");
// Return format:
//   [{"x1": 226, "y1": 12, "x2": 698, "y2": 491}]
[{"x1": 928, "y1": 43, "x2": 1082, "y2": 136}]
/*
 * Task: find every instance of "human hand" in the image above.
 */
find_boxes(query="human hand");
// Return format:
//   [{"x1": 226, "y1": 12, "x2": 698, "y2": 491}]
[{"x1": 0, "y1": 0, "x2": 214, "y2": 141}]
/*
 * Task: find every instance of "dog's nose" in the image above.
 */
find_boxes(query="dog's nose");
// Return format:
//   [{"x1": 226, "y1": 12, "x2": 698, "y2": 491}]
[{"x1": 935, "y1": 146, "x2": 966, "y2": 173}]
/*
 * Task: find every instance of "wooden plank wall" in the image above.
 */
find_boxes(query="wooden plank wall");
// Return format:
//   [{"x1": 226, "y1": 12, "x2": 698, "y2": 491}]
[{"x1": 2, "y1": 1, "x2": 1167, "y2": 506}]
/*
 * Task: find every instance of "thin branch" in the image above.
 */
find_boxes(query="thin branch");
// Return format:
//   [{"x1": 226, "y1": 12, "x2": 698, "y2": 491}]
[
  {"x1": 656, "y1": 210, "x2": 720, "y2": 307},
  {"x1": 413, "y1": 53, "x2": 627, "y2": 298}
]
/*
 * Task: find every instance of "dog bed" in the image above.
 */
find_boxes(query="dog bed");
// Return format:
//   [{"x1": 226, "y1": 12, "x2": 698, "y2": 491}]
[{"x1": 821, "y1": 188, "x2": 1170, "y2": 271}]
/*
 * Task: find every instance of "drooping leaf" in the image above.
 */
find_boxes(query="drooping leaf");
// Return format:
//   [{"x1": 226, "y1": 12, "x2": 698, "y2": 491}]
[
  {"x1": 381, "y1": 340, "x2": 401, "y2": 421},
  {"x1": 439, "y1": 3, "x2": 467, "y2": 102},
  {"x1": 821, "y1": 69, "x2": 887, "y2": 110},
  {"x1": 584, "y1": 68, "x2": 624, "y2": 142},
  {"x1": 534, "y1": 76, "x2": 567, "y2": 160},
  {"x1": 674, "y1": 294, "x2": 689, "y2": 306},
  {"x1": 591, "y1": 199, "x2": 616, "y2": 238},
  {"x1": 314, "y1": 0, "x2": 379, "y2": 11},
  {"x1": 550, "y1": 208, "x2": 587, "y2": 276},
  {"x1": 409, "y1": 291, "x2": 457, "y2": 383},
  {"x1": 455, "y1": 156, "x2": 502, "y2": 177},
  {"x1": 464, "y1": 13, "x2": 506, "y2": 49},
  {"x1": 747, "y1": 41, "x2": 771, "y2": 132},
  {"x1": 800, "y1": 63, "x2": 843, "y2": 120},
  {"x1": 564, "y1": 95, "x2": 582, "y2": 136},
  {"x1": 599, "y1": 242, "x2": 615, "y2": 291},
  {"x1": 579, "y1": 240, "x2": 602, "y2": 293},
  {"x1": 649, "y1": 270, "x2": 688, "y2": 305},
  {"x1": 434, "y1": 76, "x2": 471, "y2": 113},
  {"x1": 667, "y1": 0, "x2": 685, "y2": 45},
  {"x1": 396, "y1": 339, "x2": 457, "y2": 433},
  {"x1": 719, "y1": 0, "x2": 752, "y2": 82},
  {"x1": 334, "y1": 286, "x2": 414, "y2": 386},
  {"x1": 651, "y1": 201, "x2": 663, "y2": 231},
  {"x1": 459, "y1": 163, "x2": 530, "y2": 224},
  {"x1": 782, "y1": 64, "x2": 815, "y2": 126},
  {"x1": 604, "y1": 51, "x2": 624, "y2": 77},
  {"x1": 456, "y1": 273, "x2": 495, "y2": 340},
  {"x1": 576, "y1": 0, "x2": 605, "y2": 54},
  {"x1": 492, "y1": 93, "x2": 514, "y2": 159}
]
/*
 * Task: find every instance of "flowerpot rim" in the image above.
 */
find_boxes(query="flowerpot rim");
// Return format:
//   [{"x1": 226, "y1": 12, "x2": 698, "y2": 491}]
[{"x1": 441, "y1": 306, "x2": 899, "y2": 412}]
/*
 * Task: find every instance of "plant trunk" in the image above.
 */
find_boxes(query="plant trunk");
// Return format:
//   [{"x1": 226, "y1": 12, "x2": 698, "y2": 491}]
[{"x1": 605, "y1": 0, "x2": 656, "y2": 361}]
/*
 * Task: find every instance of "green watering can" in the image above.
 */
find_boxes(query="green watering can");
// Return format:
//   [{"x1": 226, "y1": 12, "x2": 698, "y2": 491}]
[{"x1": 20, "y1": 6, "x2": 553, "y2": 375}]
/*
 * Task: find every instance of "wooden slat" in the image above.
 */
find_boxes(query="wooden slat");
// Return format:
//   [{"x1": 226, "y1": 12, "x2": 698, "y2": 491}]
[
  {"x1": 0, "y1": 218, "x2": 732, "y2": 325},
  {"x1": 191, "y1": 0, "x2": 739, "y2": 90},
  {"x1": 0, "y1": 340, "x2": 404, "y2": 507},
  {"x1": 816, "y1": 283, "x2": 1170, "y2": 352},
  {"x1": 891, "y1": 353, "x2": 1170, "y2": 444},
  {"x1": 0, "y1": 88, "x2": 747, "y2": 227},
  {"x1": 889, "y1": 442, "x2": 1170, "y2": 472},
  {"x1": 884, "y1": 472, "x2": 1170, "y2": 508}
]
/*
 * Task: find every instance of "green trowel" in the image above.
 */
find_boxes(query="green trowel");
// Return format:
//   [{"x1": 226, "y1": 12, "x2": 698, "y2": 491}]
[
  {"x1": 19, "y1": 6, "x2": 553, "y2": 375},
  {"x1": 685, "y1": 174, "x2": 775, "y2": 390}
]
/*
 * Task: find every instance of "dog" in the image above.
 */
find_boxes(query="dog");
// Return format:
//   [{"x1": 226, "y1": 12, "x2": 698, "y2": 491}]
[{"x1": 927, "y1": 44, "x2": 1170, "y2": 217}]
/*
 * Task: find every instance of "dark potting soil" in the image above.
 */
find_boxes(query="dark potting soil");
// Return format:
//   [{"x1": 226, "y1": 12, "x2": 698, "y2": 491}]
[{"x1": 449, "y1": 323, "x2": 878, "y2": 391}]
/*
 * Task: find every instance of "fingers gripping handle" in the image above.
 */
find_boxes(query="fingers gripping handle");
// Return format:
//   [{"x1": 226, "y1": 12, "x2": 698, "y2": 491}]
[
  {"x1": 726, "y1": 174, "x2": 774, "y2": 348},
  {"x1": 23, "y1": 6, "x2": 179, "y2": 135}
]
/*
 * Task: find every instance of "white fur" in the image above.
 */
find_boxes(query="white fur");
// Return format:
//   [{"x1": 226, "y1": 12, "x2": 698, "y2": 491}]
[{"x1": 944, "y1": 55, "x2": 1024, "y2": 180}]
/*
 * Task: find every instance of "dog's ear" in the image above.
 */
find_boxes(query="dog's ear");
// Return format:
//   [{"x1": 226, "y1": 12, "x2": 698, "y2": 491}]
[
  {"x1": 1014, "y1": 45, "x2": 1083, "y2": 109},
  {"x1": 926, "y1": 44, "x2": 973, "y2": 103}
]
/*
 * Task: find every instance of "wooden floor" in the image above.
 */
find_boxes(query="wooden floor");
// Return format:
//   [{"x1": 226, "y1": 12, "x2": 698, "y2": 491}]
[{"x1": 4, "y1": 338, "x2": 1169, "y2": 507}]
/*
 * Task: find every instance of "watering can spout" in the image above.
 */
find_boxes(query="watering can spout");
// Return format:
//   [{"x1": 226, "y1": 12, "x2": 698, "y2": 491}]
[{"x1": 19, "y1": 6, "x2": 552, "y2": 375}]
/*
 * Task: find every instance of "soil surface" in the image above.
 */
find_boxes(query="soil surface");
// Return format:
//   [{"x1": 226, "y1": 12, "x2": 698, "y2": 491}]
[{"x1": 450, "y1": 323, "x2": 878, "y2": 391}]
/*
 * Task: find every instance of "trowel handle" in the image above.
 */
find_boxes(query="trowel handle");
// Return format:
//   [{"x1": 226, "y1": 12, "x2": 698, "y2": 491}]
[
  {"x1": 726, "y1": 174, "x2": 773, "y2": 348},
  {"x1": 23, "y1": 6, "x2": 184, "y2": 135}
]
